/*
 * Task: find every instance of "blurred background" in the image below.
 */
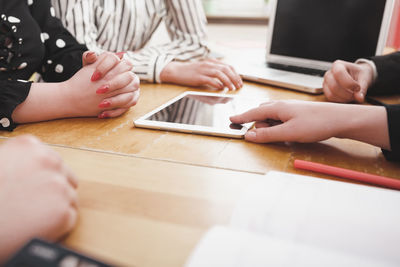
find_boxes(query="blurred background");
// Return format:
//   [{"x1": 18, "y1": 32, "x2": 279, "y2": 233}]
[
  {"x1": 151, "y1": 0, "x2": 399, "y2": 53},
  {"x1": 202, "y1": 0, "x2": 270, "y2": 23},
  {"x1": 201, "y1": 0, "x2": 400, "y2": 50}
]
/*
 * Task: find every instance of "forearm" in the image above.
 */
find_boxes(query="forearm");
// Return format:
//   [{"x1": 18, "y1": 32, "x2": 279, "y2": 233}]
[
  {"x1": 12, "y1": 82, "x2": 74, "y2": 123},
  {"x1": 336, "y1": 105, "x2": 390, "y2": 150}
]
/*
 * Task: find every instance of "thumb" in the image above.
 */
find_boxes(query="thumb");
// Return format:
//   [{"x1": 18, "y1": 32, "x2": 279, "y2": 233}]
[
  {"x1": 244, "y1": 123, "x2": 288, "y2": 143},
  {"x1": 82, "y1": 51, "x2": 98, "y2": 66}
]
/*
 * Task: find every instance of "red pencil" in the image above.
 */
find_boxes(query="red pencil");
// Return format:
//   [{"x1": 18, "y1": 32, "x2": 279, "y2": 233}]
[{"x1": 294, "y1": 159, "x2": 400, "y2": 190}]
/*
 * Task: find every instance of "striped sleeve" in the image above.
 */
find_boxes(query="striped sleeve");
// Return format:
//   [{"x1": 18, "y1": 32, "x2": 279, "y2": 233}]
[
  {"x1": 51, "y1": 0, "x2": 210, "y2": 84},
  {"x1": 51, "y1": 0, "x2": 103, "y2": 54},
  {"x1": 126, "y1": 0, "x2": 210, "y2": 83}
]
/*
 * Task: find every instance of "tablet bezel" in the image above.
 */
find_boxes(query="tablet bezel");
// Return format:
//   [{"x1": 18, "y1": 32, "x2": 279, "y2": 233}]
[{"x1": 133, "y1": 91, "x2": 255, "y2": 139}]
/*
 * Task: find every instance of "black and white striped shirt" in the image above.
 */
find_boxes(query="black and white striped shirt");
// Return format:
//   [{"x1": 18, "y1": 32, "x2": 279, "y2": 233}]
[{"x1": 51, "y1": 0, "x2": 210, "y2": 83}]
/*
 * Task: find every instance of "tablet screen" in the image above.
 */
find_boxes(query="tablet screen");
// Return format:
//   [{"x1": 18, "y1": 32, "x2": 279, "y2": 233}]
[{"x1": 147, "y1": 94, "x2": 247, "y2": 130}]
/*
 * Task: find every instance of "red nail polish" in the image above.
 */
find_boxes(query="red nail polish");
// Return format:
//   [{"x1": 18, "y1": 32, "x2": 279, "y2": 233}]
[
  {"x1": 98, "y1": 112, "x2": 108, "y2": 119},
  {"x1": 98, "y1": 101, "x2": 111, "y2": 108},
  {"x1": 96, "y1": 85, "x2": 109, "y2": 94},
  {"x1": 116, "y1": 51, "x2": 125, "y2": 58},
  {"x1": 91, "y1": 71, "x2": 102, "y2": 82}
]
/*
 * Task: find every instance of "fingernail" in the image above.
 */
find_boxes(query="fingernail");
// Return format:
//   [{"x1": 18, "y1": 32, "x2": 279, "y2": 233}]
[
  {"x1": 98, "y1": 112, "x2": 109, "y2": 119},
  {"x1": 98, "y1": 100, "x2": 111, "y2": 108},
  {"x1": 116, "y1": 51, "x2": 125, "y2": 58},
  {"x1": 96, "y1": 84, "x2": 109, "y2": 94},
  {"x1": 91, "y1": 71, "x2": 102, "y2": 82},
  {"x1": 246, "y1": 131, "x2": 256, "y2": 139},
  {"x1": 86, "y1": 51, "x2": 96, "y2": 59}
]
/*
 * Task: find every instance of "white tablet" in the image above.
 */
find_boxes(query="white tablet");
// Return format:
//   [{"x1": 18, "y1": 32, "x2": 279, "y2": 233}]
[{"x1": 134, "y1": 91, "x2": 262, "y2": 138}]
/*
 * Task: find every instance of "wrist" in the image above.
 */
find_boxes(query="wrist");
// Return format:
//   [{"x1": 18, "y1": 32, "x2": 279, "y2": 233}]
[
  {"x1": 12, "y1": 82, "x2": 75, "y2": 123},
  {"x1": 359, "y1": 63, "x2": 375, "y2": 87},
  {"x1": 336, "y1": 105, "x2": 389, "y2": 149},
  {"x1": 160, "y1": 61, "x2": 180, "y2": 83},
  {"x1": 57, "y1": 80, "x2": 79, "y2": 117},
  {"x1": 355, "y1": 59, "x2": 377, "y2": 86}
]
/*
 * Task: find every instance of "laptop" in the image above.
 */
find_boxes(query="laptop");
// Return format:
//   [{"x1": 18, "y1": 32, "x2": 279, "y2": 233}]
[{"x1": 238, "y1": 0, "x2": 395, "y2": 94}]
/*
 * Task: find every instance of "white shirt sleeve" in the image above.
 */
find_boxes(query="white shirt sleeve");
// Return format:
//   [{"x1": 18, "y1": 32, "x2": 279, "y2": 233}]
[{"x1": 355, "y1": 58, "x2": 378, "y2": 82}]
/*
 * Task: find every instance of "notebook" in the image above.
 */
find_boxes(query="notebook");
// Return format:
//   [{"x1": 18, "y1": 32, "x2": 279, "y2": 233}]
[
  {"x1": 185, "y1": 171, "x2": 400, "y2": 266},
  {"x1": 237, "y1": 0, "x2": 395, "y2": 94}
]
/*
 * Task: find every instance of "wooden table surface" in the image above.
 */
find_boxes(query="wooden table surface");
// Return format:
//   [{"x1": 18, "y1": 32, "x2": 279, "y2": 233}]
[
  {"x1": 1, "y1": 82, "x2": 400, "y2": 266},
  {"x1": 2, "y1": 82, "x2": 399, "y2": 177}
]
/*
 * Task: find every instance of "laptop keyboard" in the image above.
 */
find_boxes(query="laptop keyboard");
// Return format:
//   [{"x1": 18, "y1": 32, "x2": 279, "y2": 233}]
[{"x1": 267, "y1": 62, "x2": 326, "y2": 77}]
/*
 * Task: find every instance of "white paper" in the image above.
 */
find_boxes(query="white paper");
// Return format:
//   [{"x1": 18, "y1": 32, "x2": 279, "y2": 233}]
[
  {"x1": 185, "y1": 226, "x2": 394, "y2": 267},
  {"x1": 230, "y1": 171, "x2": 400, "y2": 264},
  {"x1": 185, "y1": 171, "x2": 400, "y2": 267}
]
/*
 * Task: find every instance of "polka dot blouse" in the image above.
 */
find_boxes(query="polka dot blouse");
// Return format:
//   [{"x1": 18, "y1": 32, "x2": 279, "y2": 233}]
[{"x1": 0, "y1": 0, "x2": 87, "y2": 131}]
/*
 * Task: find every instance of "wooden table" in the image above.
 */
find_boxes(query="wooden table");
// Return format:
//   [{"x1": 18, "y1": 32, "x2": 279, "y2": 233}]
[{"x1": 1, "y1": 82, "x2": 400, "y2": 266}]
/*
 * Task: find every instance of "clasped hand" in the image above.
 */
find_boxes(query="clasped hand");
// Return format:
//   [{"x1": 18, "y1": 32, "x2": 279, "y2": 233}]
[{"x1": 65, "y1": 51, "x2": 140, "y2": 118}]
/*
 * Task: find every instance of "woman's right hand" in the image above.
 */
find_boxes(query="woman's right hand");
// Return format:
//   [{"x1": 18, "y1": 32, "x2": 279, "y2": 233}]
[
  {"x1": 230, "y1": 100, "x2": 389, "y2": 150},
  {"x1": 64, "y1": 52, "x2": 140, "y2": 118},
  {"x1": 160, "y1": 59, "x2": 243, "y2": 90}
]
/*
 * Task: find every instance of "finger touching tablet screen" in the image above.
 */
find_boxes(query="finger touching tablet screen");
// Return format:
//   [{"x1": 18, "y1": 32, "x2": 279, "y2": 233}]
[{"x1": 134, "y1": 91, "x2": 264, "y2": 138}]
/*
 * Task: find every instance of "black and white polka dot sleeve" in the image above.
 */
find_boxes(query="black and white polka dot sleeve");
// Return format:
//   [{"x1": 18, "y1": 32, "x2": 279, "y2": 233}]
[
  {"x1": 29, "y1": 0, "x2": 87, "y2": 82},
  {"x1": 0, "y1": 80, "x2": 31, "y2": 131}
]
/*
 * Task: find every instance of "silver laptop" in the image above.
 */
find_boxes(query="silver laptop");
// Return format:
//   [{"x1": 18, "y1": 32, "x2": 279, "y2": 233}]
[{"x1": 238, "y1": 0, "x2": 395, "y2": 94}]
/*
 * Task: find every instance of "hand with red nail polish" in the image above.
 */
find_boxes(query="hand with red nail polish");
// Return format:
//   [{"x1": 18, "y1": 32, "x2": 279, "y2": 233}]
[
  {"x1": 89, "y1": 52, "x2": 140, "y2": 118},
  {"x1": 70, "y1": 52, "x2": 139, "y2": 118},
  {"x1": 89, "y1": 51, "x2": 124, "y2": 82},
  {"x1": 12, "y1": 51, "x2": 140, "y2": 123}
]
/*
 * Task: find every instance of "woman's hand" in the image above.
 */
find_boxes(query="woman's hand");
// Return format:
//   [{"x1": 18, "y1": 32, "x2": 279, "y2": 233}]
[
  {"x1": 160, "y1": 59, "x2": 243, "y2": 90},
  {"x1": 81, "y1": 50, "x2": 124, "y2": 69},
  {"x1": 323, "y1": 60, "x2": 375, "y2": 103},
  {"x1": 230, "y1": 100, "x2": 389, "y2": 149},
  {"x1": 64, "y1": 52, "x2": 140, "y2": 118},
  {"x1": 12, "y1": 52, "x2": 139, "y2": 123},
  {"x1": 0, "y1": 135, "x2": 78, "y2": 263}
]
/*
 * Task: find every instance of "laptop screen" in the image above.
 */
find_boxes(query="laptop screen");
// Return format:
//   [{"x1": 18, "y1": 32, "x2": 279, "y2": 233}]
[{"x1": 270, "y1": 0, "x2": 388, "y2": 63}]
